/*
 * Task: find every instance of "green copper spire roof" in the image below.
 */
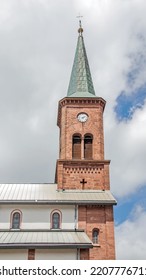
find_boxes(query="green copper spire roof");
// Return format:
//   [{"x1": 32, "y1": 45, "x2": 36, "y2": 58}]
[{"x1": 67, "y1": 23, "x2": 96, "y2": 98}]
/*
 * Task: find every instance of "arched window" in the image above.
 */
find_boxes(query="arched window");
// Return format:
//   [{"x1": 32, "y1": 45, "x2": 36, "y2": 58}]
[
  {"x1": 51, "y1": 211, "x2": 61, "y2": 229},
  {"x1": 84, "y1": 134, "x2": 93, "y2": 159},
  {"x1": 72, "y1": 134, "x2": 81, "y2": 159},
  {"x1": 11, "y1": 211, "x2": 21, "y2": 229},
  {"x1": 92, "y1": 228, "x2": 99, "y2": 244}
]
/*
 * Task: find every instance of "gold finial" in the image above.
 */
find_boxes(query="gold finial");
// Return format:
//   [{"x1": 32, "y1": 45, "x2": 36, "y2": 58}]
[{"x1": 76, "y1": 15, "x2": 83, "y2": 35}]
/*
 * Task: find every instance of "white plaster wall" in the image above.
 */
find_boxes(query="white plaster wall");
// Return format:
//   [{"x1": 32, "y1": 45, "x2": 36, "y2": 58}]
[
  {"x1": 0, "y1": 249, "x2": 27, "y2": 260},
  {"x1": 35, "y1": 249, "x2": 77, "y2": 260},
  {"x1": 0, "y1": 249, "x2": 78, "y2": 260},
  {"x1": 0, "y1": 204, "x2": 76, "y2": 230}
]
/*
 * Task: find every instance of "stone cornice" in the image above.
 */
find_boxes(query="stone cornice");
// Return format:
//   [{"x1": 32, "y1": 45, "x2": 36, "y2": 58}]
[{"x1": 57, "y1": 159, "x2": 110, "y2": 166}]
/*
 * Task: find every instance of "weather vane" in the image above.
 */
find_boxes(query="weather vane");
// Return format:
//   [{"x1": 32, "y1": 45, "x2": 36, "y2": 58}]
[{"x1": 76, "y1": 14, "x2": 83, "y2": 35}]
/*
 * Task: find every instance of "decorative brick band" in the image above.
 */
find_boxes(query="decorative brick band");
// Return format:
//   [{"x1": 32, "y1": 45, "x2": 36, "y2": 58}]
[{"x1": 64, "y1": 166, "x2": 103, "y2": 174}]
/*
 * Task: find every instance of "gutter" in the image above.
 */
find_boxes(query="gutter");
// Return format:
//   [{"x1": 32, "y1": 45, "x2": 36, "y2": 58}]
[
  {"x1": 0, "y1": 200, "x2": 117, "y2": 205},
  {"x1": 0, "y1": 243, "x2": 93, "y2": 249}
]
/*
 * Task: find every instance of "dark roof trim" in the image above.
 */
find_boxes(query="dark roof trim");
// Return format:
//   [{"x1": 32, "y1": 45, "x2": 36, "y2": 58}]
[
  {"x1": 0, "y1": 200, "x2": 117, "y2": 205},
  {"x1": 0, "y1": 243, "x2": 93, "y2": 249},
  {"x1": 0, "y1": 229, "x2": 85, "y2": 233}
]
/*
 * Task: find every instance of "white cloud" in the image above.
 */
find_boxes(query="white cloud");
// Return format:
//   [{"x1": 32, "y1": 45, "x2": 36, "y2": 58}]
[
  {"x1": 115, "y1": 205, "x2": 146, "y2": 259},
  {"x1": 0, "y1": 0, "x2": 146, "y2": 260},
  {"x1": 105, "y1": 100, "x2": 146, "y2": 198},
  {"x1": 88, "y1": 0, "x2": 146, "y2": 198},
  {"x1": 0, "y1": 2, "x2": 145, "y2": 188}
]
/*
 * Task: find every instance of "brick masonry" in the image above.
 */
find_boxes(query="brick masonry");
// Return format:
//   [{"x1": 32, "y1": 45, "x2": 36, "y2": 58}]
[
  {"x1": 80, "y1": 249, "x2": 89, "y2": 260},
  {"x1": 78, "y1": 205, "x2": 115, "y2": 259},
  {"x1": 56, "y1": 96, "x2": 116, "y2": 259},
  {"x1": 28, "y1": 249, "x2": 35, "y2": 260},
  {"x1": 57, "y1": 97, "x2": 106, "y2": 161},
  {"x1": 56, "y1": 160, "x2": 110, "y2": 190}
]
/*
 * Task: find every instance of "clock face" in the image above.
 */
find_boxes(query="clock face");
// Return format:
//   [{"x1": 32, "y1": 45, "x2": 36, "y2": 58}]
[{"x1": 77, "y1": 113, "x2": 88, "y2": 123}]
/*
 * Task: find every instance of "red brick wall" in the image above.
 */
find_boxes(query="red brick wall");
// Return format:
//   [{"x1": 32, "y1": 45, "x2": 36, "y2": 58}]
[
  {"x1": 56, "y1": 96, "x2": 116, "y2": 260},
  {"x1": 56, "y1": 97, "x2": 110, "y2": 191},
  {"x1": 78, "y1": 205, "x2": 116, "y2": 260},
  {"x1": 28, "y1": 249, "x2": 35, "y2": 260},
  {"x1": 58, "y1": 98, "x2": 105, "y2": 161},
  {"x1": 80, "y1": 249, "x2": 89, "y2": 260},
  {"x1": 56, "y1": 160, "x2": 110, "y2": 190}
]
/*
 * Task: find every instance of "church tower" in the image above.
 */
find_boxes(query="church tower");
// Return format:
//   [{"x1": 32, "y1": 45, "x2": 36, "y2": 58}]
[
  {"x1": 0, "y1": 21, "x2": 116, "y2": 261},
  {"x1": 56, "y1": 22, "x2": 116, "y2": 259}
]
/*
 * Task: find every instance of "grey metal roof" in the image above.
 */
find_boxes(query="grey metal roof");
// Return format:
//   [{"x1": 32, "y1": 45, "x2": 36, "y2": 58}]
[
  {"x1": 0, "y1": 230, "x2": 92, "y2": 249},
  {"x1": 0, "y1": 184, "x2": 117, "y2": 205}
]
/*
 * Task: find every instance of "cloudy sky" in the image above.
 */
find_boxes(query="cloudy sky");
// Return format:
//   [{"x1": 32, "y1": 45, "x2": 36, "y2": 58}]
[{"x1": 0, "y1": 0, "x2": 146, "y2": 259}]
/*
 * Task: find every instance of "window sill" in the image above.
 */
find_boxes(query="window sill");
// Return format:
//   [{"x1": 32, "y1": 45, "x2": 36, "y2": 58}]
[
  {"x1": 50, "y1": 228, "x2": 61, "y2": 230},
  {"x1": 10, "y1": 229, "x2": 20, "y2": 231},
  {"x1": 93, "y1": 244, "x2": 100, "y2": 247}
]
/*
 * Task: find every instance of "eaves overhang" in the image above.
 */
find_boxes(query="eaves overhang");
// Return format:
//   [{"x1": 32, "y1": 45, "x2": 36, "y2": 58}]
[
  {"x1": 0, "y1": 230, "x2": 93, "y2": 249},
  {"x1": 0, "y1": 199, "x2": 117, "y2": 205},
  {"x1": 0, "y1": 184, "x2": 117, "y2": 205},
  {"x1": 0, "y1": 243, "x2": 93, "y2": 249}
]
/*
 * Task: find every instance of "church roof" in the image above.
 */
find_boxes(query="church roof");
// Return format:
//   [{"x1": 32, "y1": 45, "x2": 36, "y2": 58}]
[
  {"x1": 0, "y1": 184, "x2": 117, "y2": 205},
  {"x1": 67, "y1": 23, "x2": 96, "y2": 98},
  {"x1": 0, "y1": 230, "x2": 92, "y2": 249}
]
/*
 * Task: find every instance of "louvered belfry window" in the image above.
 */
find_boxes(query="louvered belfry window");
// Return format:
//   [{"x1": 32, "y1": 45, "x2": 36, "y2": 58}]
[
  {"x1": 84, "y1": 134, "x2": 93, "y2": 159},
  {"x1": 72, "y1": 134, "x2": 81, "y2": 159}
]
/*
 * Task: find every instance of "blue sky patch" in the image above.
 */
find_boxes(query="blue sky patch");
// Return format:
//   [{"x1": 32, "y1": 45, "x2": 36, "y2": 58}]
[
  {"x1": 115, "y1": 85, "x2": 146, "y2": 121},
  {"x1": 114, "y1": 185, "x2": 146, "y2": 225}
]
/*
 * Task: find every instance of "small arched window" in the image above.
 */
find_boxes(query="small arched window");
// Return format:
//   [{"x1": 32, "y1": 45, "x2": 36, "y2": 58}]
[
  {"x1": 51, "y1": 211, "x2": 61, "y2": 229},
  {"x1": 11, "y1": 211, "x2": 21, "y2": 229},
  {"x1": 92, "y1": 228, "x2": 99, "y2": 244},
  {"x1": 84, "y1": 134, "x2": 93, "y2": 159},
  {"x1": 72, "y1": 134, "x2": 81, "y2": 159}
]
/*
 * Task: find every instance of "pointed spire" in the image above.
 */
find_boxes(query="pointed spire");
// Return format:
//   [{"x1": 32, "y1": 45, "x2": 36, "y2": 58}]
[{"x1": 67, "y1": 22, "x2": 96, "y2": 98}]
